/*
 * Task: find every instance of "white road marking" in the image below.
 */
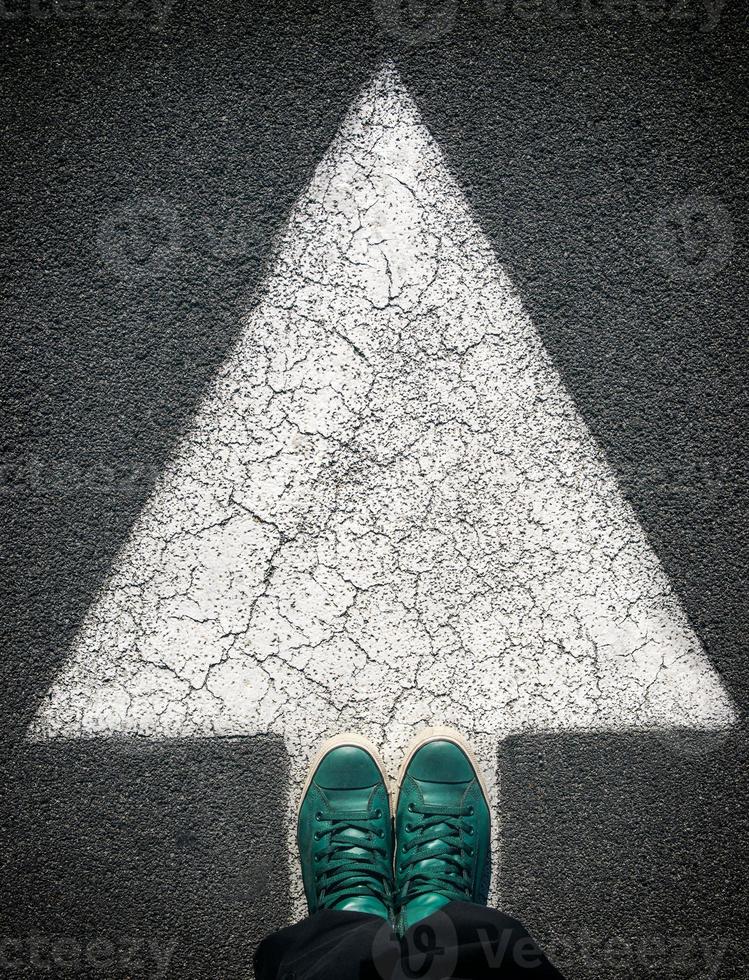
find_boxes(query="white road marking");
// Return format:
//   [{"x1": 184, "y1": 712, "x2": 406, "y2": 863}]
[{"x1": 30, "y1": 62, "x2": 736, "y2": 909}]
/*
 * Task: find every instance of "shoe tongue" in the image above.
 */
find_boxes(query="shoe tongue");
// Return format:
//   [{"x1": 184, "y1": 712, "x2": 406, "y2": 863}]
[
  {"x1": 412, "y1": 776, "x2": 468, "y2": 868},
  {"x1": 321, "y1": 787, "x2": 379, "y2": 906},
  {"x1": 408, "y1": 776, "x2": 468, "y2": 906},
  {"x1": 402, "y1": 893, "x2": 452, "y2": 931},
  {"x1": 323, "y1": 790, "x2": 372, "y2": 855}
]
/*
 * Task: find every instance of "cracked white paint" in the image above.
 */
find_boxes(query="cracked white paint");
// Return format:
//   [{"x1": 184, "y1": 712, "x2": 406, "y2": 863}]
[{"x1": 31, "y1": 65, "x2": 736, "y2": 905}]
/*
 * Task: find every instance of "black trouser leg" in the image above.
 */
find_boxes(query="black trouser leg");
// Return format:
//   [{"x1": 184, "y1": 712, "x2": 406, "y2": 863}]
[
  {"x1": 254, "y1": 909, "x2": 382, "y2": 980},
  {"x1": 254, "y1": 901, "x2": 566, "y2": 980}
]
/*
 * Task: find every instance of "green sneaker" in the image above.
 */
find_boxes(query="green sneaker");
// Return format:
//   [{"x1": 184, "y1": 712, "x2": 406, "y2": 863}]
[
  {"x1": 394, "y1": 727, "x2": 491, "y2": 932},
  {"x1": 297, "y1": 734, "x2": 394, "y2": 919}
]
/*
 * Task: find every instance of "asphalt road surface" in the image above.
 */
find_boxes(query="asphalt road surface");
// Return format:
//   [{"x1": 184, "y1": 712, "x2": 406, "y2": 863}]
[{"x1": 1, "y1": 1, "x2": 747, "y2": 978}]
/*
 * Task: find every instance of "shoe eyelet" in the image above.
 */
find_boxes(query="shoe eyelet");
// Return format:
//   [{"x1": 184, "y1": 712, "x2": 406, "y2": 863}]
[
  {"x1": 374, "y1": 808, "x2": 382, "y2": 818},
  {"x1": 315, "y1": 811, "x2": 323, "y2": 822},
  {"x1": 408, "y1": 803, "x2": 415, "y2": 813},
  {"x1": 314, "y1": 831, "x2": 322, "y2": 841},
  {"x1": 314, "y1": 854, "x2": 322, "y2": 862},
  {"x1": 466, "y1": 826, "x2": 474, "y2": 835},
  {"x1": 467, "y1": 806, "x2": 475, "y2": 816},
  {"x1": 377, "y1": 829, "x2": 384, "y2": 838},
  {"x1": 405, "y1": 823, "x2": 414, "y2": 833}
]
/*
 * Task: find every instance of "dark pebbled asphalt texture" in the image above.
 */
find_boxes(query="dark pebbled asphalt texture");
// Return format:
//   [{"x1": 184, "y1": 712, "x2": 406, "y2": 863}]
[{"x1": 1, "y1": 0, "x2": 747, "y2": 977}]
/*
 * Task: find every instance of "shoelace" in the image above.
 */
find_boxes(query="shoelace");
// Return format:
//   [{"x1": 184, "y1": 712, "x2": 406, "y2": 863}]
[
  {"x1": 398, "y1": 802, "x2": 475, "y2": 904},
  {"x1": 314, "y1": 807, "x2": 392, "y2": 909}
]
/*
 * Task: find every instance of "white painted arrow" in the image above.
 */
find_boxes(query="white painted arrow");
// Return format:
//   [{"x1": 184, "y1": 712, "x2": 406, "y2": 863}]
[{"x1": 31, "y1": 64, "x2": 736, "y2": 906}]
